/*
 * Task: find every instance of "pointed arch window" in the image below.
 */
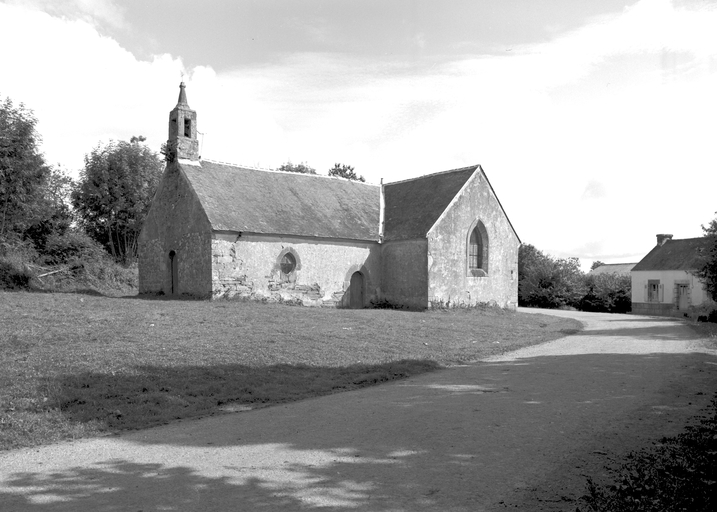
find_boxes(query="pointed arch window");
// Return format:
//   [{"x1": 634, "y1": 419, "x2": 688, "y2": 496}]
[{"x1": 467, "y1": 221, "x2": 489, "y2": 277}]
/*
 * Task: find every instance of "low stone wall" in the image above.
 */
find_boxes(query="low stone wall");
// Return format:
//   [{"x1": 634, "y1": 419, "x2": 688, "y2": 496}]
[{"x1": 631, "y1": 302, "x2": 676, "y2": 316}]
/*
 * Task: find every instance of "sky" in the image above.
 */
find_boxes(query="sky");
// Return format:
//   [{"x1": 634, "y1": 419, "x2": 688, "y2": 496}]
[{"x1": 1, "y1": 0, "x2": 716, "y2": 270}]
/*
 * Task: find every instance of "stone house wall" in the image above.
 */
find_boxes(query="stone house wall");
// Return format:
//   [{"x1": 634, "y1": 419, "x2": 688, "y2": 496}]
[
  {"x1": 380, "y1": 239, "x2": 429, "y2": 309},
  {"x1": 211, "y1": 233, "x2": 381, "y2": 307},
  {"x1": 138, "y1": 163, "x2": 213, "y2": 297},
  {"x1": 427, "y1": 172, "x2": 519, "y2": 308}
]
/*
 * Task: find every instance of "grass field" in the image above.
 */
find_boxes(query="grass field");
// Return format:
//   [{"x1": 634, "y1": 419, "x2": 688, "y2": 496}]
[{"x1": 0, "y1": 291, "x2": 582, "y2": 451}]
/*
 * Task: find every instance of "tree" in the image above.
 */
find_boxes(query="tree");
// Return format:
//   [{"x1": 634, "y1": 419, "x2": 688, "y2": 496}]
[
  {"x1": 694, "y1": 213, "x2": 717, "y2": 301},
  {"x1": 276, "y1": 162, "x2": 316, "y2": 174},
  {"x1": 328, "y1": 163, "x2": 365, "y2": 182},
  {"x1": 0, "y1": 96, "x2": 51, "y2": 240},
  {"x1": 518, "y1": 244, "x2": 586, "y2": 309},
  {"x1": 72, "y1": 137, "x2": 164, "y2": 262},
  {"x1": 590, "y1": 260, "x2": 605, "y2": 271},
  {"x1": 22, "y1": 166, "x2": 74, "y2": 253},
  {"x1": 581, "y1": 272, "x2": 632, "y2": 313}
]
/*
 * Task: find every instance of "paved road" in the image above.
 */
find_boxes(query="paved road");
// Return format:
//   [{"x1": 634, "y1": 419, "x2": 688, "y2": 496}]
[{"x1": 1, "y1": 310, "x2": 716, "y2": 511}]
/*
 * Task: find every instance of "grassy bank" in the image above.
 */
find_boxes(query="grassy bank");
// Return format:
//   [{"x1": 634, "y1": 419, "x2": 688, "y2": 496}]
[{"x1": 0, "y1": 291, "x2": 581, "y2": 451}]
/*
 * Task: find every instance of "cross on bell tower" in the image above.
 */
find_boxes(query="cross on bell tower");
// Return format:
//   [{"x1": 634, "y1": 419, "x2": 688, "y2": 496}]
[{"x1": 168, "y1": 82, "x2": 199, "y2": 161}]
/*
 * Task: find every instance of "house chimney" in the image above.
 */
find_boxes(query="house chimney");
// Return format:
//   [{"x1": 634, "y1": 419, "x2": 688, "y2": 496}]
[{"x1": 656, "y1": 234, "x2": 673, "y2": 246}]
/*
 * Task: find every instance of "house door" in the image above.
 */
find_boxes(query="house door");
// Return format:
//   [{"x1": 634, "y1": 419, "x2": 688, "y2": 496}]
[
  {"x1": 349, "y1": 272, "x2": 364, "y2": 309},
  {"x1": 678, "y1": 284, "x2": 689, "y2": 310},
  {"x1": 169, "y1": 250, "x2": 178, "y2": 295}
]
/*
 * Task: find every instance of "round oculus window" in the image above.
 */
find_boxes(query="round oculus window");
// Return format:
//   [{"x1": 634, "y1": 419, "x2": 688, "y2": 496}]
[{"x1": 280, "y1": 253, "x2": 296, "y2": 275}]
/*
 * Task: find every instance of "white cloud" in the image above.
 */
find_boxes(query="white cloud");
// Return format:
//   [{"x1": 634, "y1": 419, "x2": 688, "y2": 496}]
[
  {"x1": 0, "y1": 3, "x2": 182, "y2": 172},
  {"x1": 6, "y1": 0, "x2": 126, "y2": 30}
]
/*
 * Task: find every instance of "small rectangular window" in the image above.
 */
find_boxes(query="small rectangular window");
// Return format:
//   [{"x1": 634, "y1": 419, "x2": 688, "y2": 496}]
[
  {"x1": 648, "y1": 279, "x2": 660, "y2": 302},
  {"x1": 184, "y1": 118, "x2": 191, "y2": 137}
]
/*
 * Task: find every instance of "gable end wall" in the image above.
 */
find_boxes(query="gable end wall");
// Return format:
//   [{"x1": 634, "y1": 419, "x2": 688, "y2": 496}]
[
  {"x1": 427, "y1": 172, "x2": 519, "y2": 307},
  {"x1": 138, "y1": 162, "x2": 212, "y2": 297}
]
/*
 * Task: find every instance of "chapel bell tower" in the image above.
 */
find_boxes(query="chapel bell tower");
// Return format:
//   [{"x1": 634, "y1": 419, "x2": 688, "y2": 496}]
[{"x1": 168, "y1": 82, "x2": 199, "y2": 161}]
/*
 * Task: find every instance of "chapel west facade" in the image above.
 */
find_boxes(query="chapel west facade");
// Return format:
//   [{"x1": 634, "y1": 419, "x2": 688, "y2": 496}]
[{"x1": 138, "y1": 84, "x2": 520, "y2": 309}]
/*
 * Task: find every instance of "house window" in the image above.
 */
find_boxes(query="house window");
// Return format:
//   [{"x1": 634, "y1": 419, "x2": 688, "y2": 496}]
[
  {"x1": 280, "y1": 252, "x2": 296, "y2": 275},
  {"x1": 467, "y1": 221, "x2": 489, "y2": 277},
  {"x1": 647, "y1": 279, "x2": 662, "y2": 302}
]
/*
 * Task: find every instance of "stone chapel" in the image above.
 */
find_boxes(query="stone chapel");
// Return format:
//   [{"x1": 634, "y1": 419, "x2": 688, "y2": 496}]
[{"x1": 138, "y1": 83, "x2": 520, "y2": 309}]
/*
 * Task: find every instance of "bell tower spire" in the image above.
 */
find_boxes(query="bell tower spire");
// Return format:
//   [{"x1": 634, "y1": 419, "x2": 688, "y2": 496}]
[{"x1": 168, "y1": 82, "x2": 199, "y2": 161}]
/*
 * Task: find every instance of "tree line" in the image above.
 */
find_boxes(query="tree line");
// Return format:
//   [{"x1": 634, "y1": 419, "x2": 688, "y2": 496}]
[
  {"x1": 518, "y1": 245, "x2": 633, "y2": 312},
  {"x1": 1, "y1": 93, "x2": 716, "y2": 305}
]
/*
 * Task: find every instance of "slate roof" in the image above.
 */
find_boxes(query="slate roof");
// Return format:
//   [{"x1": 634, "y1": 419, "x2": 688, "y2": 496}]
[
  {"x1": 632, "y1": 237, "x2": 712, "y2": 271},
  {"x1": 383, "y1": 166, "x2": 478, "y2": 241},
  {"x1": 181, "y1": 160, "x2": 380, "y2": 241},
  {"x1": 590, "y1": 263, "x2": 637, "y2": 275}
]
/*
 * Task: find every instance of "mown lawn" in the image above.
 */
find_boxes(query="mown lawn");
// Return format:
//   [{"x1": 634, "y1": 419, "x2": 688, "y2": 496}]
[{"x1": 0, "y1": 291, "x2": 582, "y2": 451}]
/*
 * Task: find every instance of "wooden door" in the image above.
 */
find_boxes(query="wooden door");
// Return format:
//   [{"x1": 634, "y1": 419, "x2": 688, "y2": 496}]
[
  {"x1": 349, "y1": 272, "x2": 364, "y2": 309},
  {"x1": 678, "y1": 285, "x2": 689, "y2": 310},
  {"x1": 169, "y1": 251, "x2": 178, "y2": 295}
]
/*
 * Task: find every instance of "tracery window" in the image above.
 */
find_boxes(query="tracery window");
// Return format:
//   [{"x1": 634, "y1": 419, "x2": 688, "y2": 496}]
[{"x1": 280, "y1": 252, "x2": 296, "y2": 275}]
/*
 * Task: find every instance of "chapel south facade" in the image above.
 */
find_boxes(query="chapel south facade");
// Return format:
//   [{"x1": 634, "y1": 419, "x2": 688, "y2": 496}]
[{"x1": 138, "y1": 84, "x2": 520, "y2": 309}]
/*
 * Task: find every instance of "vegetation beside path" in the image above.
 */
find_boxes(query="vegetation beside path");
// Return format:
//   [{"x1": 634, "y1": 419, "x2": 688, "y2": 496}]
[
  {"x1": 0, "y1": 291, "x2": 581, "y2": 451},
  {"x1": 578, "y1": 393, "x2": 717, "y2": 512}
]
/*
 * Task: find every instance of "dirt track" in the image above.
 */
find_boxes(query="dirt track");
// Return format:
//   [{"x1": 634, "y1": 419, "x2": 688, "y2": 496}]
[{"x1": 1, "y1": 309, "x2": 716, "y2": 511}]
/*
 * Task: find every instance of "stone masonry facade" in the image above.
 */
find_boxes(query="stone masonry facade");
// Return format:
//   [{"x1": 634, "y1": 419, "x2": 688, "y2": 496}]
[{"x1": 210, "y1": 234, "x2": 381, "y2": 307}]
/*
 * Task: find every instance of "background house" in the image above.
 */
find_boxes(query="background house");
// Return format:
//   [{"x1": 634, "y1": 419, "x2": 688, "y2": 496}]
[
  {"x1": 138, "y1": 84, "x2": 520, "y2": 309},
  {"x1": 590, "y1": 263, "x2": 636, "y2": 276},
  {"x1": 631, "y1": 234, "x2": 711, "y2": 316}
]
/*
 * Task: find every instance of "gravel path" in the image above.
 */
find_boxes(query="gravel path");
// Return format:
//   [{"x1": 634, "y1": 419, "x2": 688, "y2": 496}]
[{"x1": 1, "y1": 309, "x2": 716, "y2": 511}]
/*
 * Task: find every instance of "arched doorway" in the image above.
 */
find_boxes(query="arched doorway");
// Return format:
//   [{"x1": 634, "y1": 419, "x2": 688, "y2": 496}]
[
  {"x1": 168, "y1": 250, "x2": 178, "y2": 295},
  {"x1": 349, "y1": 271, "x2": 364, "y2": 309}
]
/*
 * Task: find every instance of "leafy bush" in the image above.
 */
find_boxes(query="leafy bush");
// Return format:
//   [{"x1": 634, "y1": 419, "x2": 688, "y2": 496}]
[
  {"x1": 0, "y1": 258, "x2": 31, "y2": 289},
  {"x1": 581, "y1": 273, "x2": 632, "y2": 313},
  {"x1": 42, "y1": 230, "x2": 107, "y2": 265},
  {"x1": 519, "y1": 244, "x2": 586, "y2": 309},
  {"x1": 519, "y1": 244, "x2": 632, "y2": 312},
  {"x1": 693, "y1": 215, "x2": 717, "y2": 302},
  {"x1": 0, "y1": 240, "x2": 37, "y2": 290}
]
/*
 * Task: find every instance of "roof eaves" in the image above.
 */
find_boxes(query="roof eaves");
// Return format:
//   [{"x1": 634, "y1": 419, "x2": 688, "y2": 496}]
[
  {"x1": 481, "y1": 166, "x2": 521, "y2": 244},
  {"x1": 424, "y1": 165, "x2": 521, "y2": 243},
  {"x1": 426, "y1": 165, "x2": 479, "y2": 237}
]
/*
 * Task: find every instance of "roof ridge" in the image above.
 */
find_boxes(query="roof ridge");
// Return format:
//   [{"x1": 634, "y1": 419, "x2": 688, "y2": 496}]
[
  {"x1": 384, "y1": 165, "x2": 479, "y2": 186},
  {"x1": 201, "y1": 159, "x2": 378, "y2": 186},
  {"x1": 201, "y1": 159, "x2": 273, "y2": 172},
  {"x1": 665, "y1": 236, "x2": 707, "y2": 243}
]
